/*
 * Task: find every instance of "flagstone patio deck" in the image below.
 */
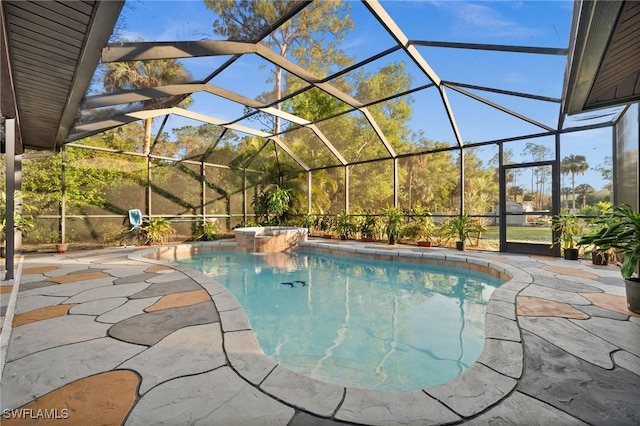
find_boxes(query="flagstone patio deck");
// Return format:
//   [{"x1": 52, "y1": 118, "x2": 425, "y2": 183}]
[{"x1": 1, "y1": 239, "x2": 638, "y2": 425}]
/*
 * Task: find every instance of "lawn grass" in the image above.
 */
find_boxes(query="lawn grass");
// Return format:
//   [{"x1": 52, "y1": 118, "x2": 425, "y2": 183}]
[{"x1": 482, "y1": 225, "x2": 551, "y2": 243}]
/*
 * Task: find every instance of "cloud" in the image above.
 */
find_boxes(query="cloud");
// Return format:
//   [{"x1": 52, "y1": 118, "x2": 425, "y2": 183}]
[{"x1": 434, "y1": 1, "x2": 541, "y2": 39}]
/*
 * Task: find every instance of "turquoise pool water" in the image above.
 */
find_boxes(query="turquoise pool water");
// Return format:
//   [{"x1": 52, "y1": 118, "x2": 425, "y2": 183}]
[{"x1": 178, "y1": 250, "x2": 502, "y2": 391}]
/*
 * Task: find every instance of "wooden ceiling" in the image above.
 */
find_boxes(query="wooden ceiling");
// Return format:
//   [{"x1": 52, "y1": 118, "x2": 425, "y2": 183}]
[
  {"x1": 563, "y1": 0, "x2": 640, "y2": 114},
  {"x1": 0, "y1": 0, "x2": 123, "y2": 152}
]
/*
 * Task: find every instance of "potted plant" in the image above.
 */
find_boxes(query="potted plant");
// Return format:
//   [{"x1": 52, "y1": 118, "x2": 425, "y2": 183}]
[
  {"x1": 382, "y1": 206, "x2": 404, "y2": 245},
  {"x1": 582, "y1": 201, "x2": 614, "y2": 265},
  {"x1": 412, "y1": 206, "x2": 435, "y2": 247},
  {"x1": 551, "y1": 211, "x2": 584, "y2": 260},
  {"x1": 335, "y1": 211, "x2": 355, "y2": 240},
  {"x1": 440, "y1": 214, "x2": 475, "y2": 250},
  {"x1": 578, "y1": 204, "x2": 640, "y2": 313},
  {"x1": 359, "y1": 214, "x2": 380, "y2": 242}
]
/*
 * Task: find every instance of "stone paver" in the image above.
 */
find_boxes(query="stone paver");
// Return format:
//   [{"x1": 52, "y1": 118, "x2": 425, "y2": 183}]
[
  {"x1": 96, "y1": 297, "x2": 161, "y2": 323},
  {"x1": 68, "y1": 297, "x2": 128, "y2": 315},
  {"x1": 2, "y1": 337, "x2": 144, "y2": 409},
  {"x1": 120, "y1": 323, "x2": 226, "y2": 394},
  {"x1": 335, "y1": 388, "x2": 460, "y2": 425},
  {"x1": 1, "y1": 243, "x2": 637, "y2": 425},
  {"x1": 125, "y1": 367, "x2": 295, "y2": 426},
  {"x1": 466, "y1": 391, "x2": 588, "y2": 425},
  {"x1": 260, "y1": 365, "x2": 344, "y2": 417},
  {"x1": 12, "y1": 304, "x2": 74, "y2": 327},
  {"x1": 64, "y1": 282, "x2": 151, "y2": 304},
  {"x1": 1, "y1": 371, "x2": 139, "y2": 426},
  {"x1": 517, "y1": 330, "x2": 640, "y2": 425},
  {"x1": 517, "y1": 296, "x2": 589, "y2": 319},
  {"x1": 519, "y1": 316, "x2": 618, "y2": 368},
  {"x1": 6, "y1": 315, "x2": 111, "y2": 362},
  {"x1": 425, "y1": 363, "x2": 517, "y2": 418},
  {"x1": 108, "y1": 301, "x2": 219, "y2": 346},
  {"x1": 14, "y1": 294, "x2": 68, "y2": 313}
]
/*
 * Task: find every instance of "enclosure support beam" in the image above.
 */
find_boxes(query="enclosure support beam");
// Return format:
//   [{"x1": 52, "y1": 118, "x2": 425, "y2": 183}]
[
  {"x1": 201, "y1": 162, "x2": 206, "y2": 224},
  {"x1": 552, "y1": 132, "x2": 562, "y2": 256},
  {"x1": 4, "y1": 118, "x2": 15, "y2": 280},
  {"x1": 307, "y1": 172, "x2": 312, "y2": 215},
  {"x1": 243, "y1": 169, "x2": 248, "y2": 223},
  {"x1": 344, "y1": 166, "x2": 350, "y2": 213},
  {"x1": 60, "y1": 147, "x2": 67, "y2": 246},
  {"x1": 459, "y1": 148, "x2": 465, "y2": 214},
  {"x1": 498, "y1": 143, "x2": 506, "y2": 252},
  {"x1": 393, "y1": 158, "x2": 398, "y2": 208},
  {"x1": 146, "y1": 156, "x2": 152, "y2": 219}
]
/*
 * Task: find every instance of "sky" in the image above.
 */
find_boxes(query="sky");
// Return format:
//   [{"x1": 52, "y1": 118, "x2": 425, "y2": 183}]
[{"x1": 100, "y1": 0, "x2": 619, "y2": 192}]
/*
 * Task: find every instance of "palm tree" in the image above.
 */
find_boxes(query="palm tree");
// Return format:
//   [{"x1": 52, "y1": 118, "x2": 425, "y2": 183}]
[
  {"x1": 575, "y1": 183, "x2": 595, "y2": 208},
  {"x1": 102, "y1": 53, "x2": 192, "y2": 155},
  {"x1": 561, "y1": 155, "x2": 589, "y2": 211}
]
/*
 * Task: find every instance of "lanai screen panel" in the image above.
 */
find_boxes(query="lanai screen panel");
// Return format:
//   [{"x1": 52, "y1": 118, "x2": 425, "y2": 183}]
[
  {"x1": 463, "y1": 145, "x2": 499, "y2": 216},
  {"x1": 393, "y1": 87, "x2": 459, "y2": 154},
  {"x1": 315, "y1": 110, "x2": 392, "y2": 164},
  {"x1": 150, "y1": 160, "x2": 202, "y2": 216},
  {"x1": 615, "y1": 104, "x2": 639, "y2": 209},
  {"x1": 310, "y1": 168, "x2": 345, "y2": 215},
  {"x1": 349, "y1": 160, "x2": 394, "y2": 212},
  {"x1": 397, "y1": 150, "x2": 459, "y2": 214},
  {"x1": 279, "y1": 126, "x2": 342, "y2": 169},
  {"x1": 560, "y1": 128, "x2": 614, "y2": 210}
]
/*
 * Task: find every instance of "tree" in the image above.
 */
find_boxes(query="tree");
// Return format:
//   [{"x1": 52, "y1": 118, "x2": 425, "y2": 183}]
[
  {"x1": 561, "y1": 154, "x2": 589, "y2": 211},
  {"x1": 523, "y1": 143, "x2": 551, "y2": 210},
  {"x1": 575, "y1": 183, "x2": 595, "y2": 208},
  {"x1": 204, "y1": 0, "x2": 354, "y2": 134},
  {"x1": 101, "y1": 49, "x2": 192, "y2": 155},
  {"x1": 508, "y1": 185, "x2": 524, "y2": 202}
]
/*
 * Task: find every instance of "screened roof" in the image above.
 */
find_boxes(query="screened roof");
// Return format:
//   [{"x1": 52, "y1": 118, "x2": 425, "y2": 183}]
[{"x1": 2, "y1": 0, "x2": 639, "y2": 162}]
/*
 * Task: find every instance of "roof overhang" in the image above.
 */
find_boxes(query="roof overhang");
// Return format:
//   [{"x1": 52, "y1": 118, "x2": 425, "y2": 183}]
[
  {"x1": 563, "y1": 0, "x2": 640, "y2": 115},
  {"x1": 1, "y1": 0, "x2": 124, "y2": 151}
]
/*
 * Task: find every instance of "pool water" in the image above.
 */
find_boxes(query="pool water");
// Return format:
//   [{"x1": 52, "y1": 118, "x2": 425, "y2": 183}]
[{"x1": 178, "y1": 250, "x2": 502, "y2": 391}]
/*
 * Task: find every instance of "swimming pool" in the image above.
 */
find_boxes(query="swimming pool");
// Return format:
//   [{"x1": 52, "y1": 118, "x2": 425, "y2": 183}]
[{"x1": 178, "y1": 249, "x2": 503, "y2": 391}]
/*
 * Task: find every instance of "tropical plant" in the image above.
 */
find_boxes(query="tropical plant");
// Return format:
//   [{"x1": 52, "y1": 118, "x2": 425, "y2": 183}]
[
  {"x1": 411, "y1": 206, "x2": 435, "y2": 242},
  {"x1": 382, "y1": 206, "x2": 404, "y2": 245},
  {"x1": 551, "y1": 211, "x2": 585, "y2": 251},
  {"x1": 140, "y1": 217, "x2": 176, "y2": 245},
  {"x1": 193, "y1": 220, "x2": 220, "y2": 241},
  {"x1": 359, "y1": 214, "x2": 381, "y2": 240},
  {"x1": 561, "y1": 154, "x2": 589, "y2": 211},
  {"x1": 335, "y1": 211, "x2": 355, "y2": 240},
  {"x1": 440, "y1": 214, "x2": 475, "y2": 249},
  {"x1": 253, "y1": 185, "x2": 292, "y2": 225},
  {"x1": 578, "y1": 204, "x2": 640, "y2": 279}
]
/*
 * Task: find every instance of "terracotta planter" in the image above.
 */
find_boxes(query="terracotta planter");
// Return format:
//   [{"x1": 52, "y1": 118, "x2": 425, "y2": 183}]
[
  {"x1": 56, "y1": 243, "x2": 69, "y2": 254},
  {"x1": 625, "y1": 278, "x2": 640, "y2": 314},
  {"x1": 417, "y1": 241, "x2": 432, "y2": 247},
  {"x1": 360, "y1": 237, "x2": 375, "y2": 243},
  {"x1": 322, "y1": 234, "x2": 333, "y2": 239}
]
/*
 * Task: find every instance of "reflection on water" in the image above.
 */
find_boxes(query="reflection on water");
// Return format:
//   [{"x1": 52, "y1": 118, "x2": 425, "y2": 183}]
[{"x1": 178, "y1": 250, "x2": 502, "y2": 391}]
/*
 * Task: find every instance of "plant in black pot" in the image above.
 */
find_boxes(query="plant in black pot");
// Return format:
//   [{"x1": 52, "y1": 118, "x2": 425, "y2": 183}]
[
  {"x1": 578, "y1": 204, "x2": 640, "y2": 313},
  {"x1": 583, "y1": 201, "x2": 614, "y2": 265},
  {"x1": 335, "y1": 211, "x2": 355, "y2": 240},
  {"x1": 551, "y1": 211, "x2": 584, "y2": 260},
  {"x1": 382, "y1": 206, "x2": 404, "y2": 245},
  {"x1": 440, "y1": 214, "x2": 474, "y2": 251}
]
